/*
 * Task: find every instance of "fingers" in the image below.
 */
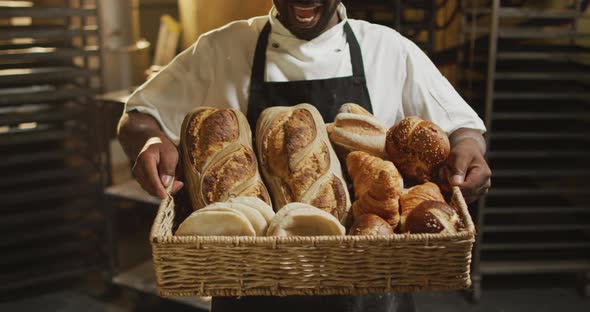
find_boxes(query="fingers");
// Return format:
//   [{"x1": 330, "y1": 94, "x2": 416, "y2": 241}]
[
  {"x1": 157, "y1": 142, "x2": 179, "y2": 189},
  {"x1": 133, "y1": 149, "x2": 167, "y2": 199},
  {"x1": 446, "y1": 150, "x2": 474, "y2": 186},
  {"x1": 460, "y1": 159, "x2": 492, "y2": 204}
]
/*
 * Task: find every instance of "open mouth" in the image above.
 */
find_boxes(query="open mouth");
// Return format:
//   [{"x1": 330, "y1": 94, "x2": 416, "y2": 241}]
[{"x1": 290, "y1": 4, "x2": 324, "y2": 28}]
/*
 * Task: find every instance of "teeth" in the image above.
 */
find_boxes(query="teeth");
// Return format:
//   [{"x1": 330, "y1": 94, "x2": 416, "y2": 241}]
[
  {"x1": 296, "y1": 15, "x2": 314, "y2": 23},
  {"x1": 294, "y1": 5, "x2": 320, "y2": 10}
]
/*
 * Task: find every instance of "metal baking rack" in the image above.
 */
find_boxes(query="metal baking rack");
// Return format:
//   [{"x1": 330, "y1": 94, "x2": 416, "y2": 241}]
[
  {"x1": 0, "y1": 0, "x2": 106, "y2": 291},
  {"x1": 460, "y1": 0, "x2": 590, "y2": 301}
]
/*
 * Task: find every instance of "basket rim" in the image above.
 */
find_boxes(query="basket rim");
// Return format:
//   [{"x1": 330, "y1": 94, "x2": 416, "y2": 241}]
[{"x1": 150, "y1": 186, "x2": 475, "y2": 245}]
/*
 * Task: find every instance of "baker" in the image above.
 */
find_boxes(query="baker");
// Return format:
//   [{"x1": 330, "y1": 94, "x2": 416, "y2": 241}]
[{"x1": 118, "y1": 0, "x2": 491, "y2": 311}]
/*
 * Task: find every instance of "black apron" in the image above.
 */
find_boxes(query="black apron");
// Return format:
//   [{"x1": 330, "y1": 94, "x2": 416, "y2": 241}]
[{"x1": 211, "y1": 21, "x2": 415, "y2": 312}]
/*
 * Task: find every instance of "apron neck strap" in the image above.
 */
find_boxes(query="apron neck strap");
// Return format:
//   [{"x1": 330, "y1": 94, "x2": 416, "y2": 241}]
[{"x1": 251, "y1": 21, "x2": 366, "y2": 84}]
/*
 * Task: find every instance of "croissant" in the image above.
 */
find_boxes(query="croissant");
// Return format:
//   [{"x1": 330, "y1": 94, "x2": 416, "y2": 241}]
[
  {"x1": 256, "y1": 104, "x2": 351, "y2": 223},
  {"x1": 351, "y1": 169, "x2": 401, "y2": 228},
  {"x1": 400, "y1": 182, "x2": 445, "y2": 229},
  {"x1": 180, "y1": 107, "x2": 271, "y2": 210},
  {"x1": 346, "y1": 151, "x2": 404, "y2": 199},
  {"x1": 385, "y1": 116, "x2": 450, "y2": 183},
  {"x1": 327, "y1": 103, "x2": 386, "y2": 159}
]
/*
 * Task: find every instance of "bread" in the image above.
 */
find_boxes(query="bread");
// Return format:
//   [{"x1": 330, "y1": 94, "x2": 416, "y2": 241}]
[
  {"x1": 256, "y1": 104, "x2": 351, "y2": 223},
  {"x1": 351, "y1": 170, "x2": 401, "y2": 228},
  {"x1": 404, "y1": 200, "x2": 463, "y2": 234},
  {"x1": 385, "y1": 116, "x2": 450, "y2": 183},
  {"x1": 346, "y1": 151, "x2": 404, "y2": 199},
  {"x1": 227, "y1": 196, "x2": 275, "y2": 223},
  {"x1": 326, "y1": 103, "x2": 386, "y2": 159},
  {"x1": 346, "y1": 151, "x2": 403, "y2": 228},
  {"x1": 266, "y1": 203, "x2": 345, "y2": 237},
  {"x1": 176, "y1": 204, "x2": 256, "y2": 236},
  {"x1": 400, "y1": 182, "x2": 444, "y2": 230},
  {"x1": 348, "y1": 214, "x2": 394, "y2": 236},
  {"x1": 180, "y1": 107, "x2": 271, "y2": 210}
]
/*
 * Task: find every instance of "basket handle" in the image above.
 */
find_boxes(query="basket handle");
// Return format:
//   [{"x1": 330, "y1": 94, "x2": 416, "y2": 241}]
[{"x1": 150, "y1": 176, "x2": 176, "y2": 242}]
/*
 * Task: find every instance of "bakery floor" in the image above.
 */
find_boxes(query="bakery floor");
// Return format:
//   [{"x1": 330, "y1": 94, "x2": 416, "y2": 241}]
[{"x1": 1, "y1": 274, "x2": 588, "y2": 311}]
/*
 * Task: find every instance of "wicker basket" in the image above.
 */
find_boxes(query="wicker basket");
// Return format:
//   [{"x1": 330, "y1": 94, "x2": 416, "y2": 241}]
[{"x1": 150, "y1": 186, "x2": 475, "y2": 297}]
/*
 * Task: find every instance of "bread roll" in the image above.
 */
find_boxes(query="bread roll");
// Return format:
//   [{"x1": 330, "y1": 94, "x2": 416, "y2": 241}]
[
  {"x1": 227, "y1": 196, "x2": 275, "y2": 223},
  {"x1": 346, "y1": 151, "x2": 403, "y2": 229},
  {"x1": 256, "y1": 104, "x2": 351, "y2": 223},
  {"x1": 385, "y1": 116, "x2": 450, "y2": 183},
  {"x1": 180, "y1": 107, "x2": 271, "y2": 210},
  {"x1": 404, "y1": 200, "x2": 463, "y2": 234},
  {"x1": 266, "y1": 203, "x2": 345, "y2": 237},
  {"x1": 348, "y1": 214, "x2": 394, "y2": 236},
  {"x1": 327, "y1": 103, "x2": 386, "y2": 159},
  {"x1": 176, "y1": 204, "x2": 256, "y2": 236},
  {"x1": 400, "y1": 182, "x2": 444, "y2": 230}
]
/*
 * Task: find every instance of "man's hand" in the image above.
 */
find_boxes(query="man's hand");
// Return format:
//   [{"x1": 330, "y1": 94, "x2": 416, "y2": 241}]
[
  {"x1": 439, "y1": 128, "x2": 491, "y2": 204},
  {"x1": 118, "y1": 112, "x2": 183, "y2": 199},
  {"x1": 133, "y1": 136, "x2": 184, "y2": 199}
]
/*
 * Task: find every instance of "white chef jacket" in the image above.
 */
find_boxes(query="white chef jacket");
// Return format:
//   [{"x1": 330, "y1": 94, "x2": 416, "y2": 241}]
[{"x1": 125, "y1": 3, "x2": 486, "y2": 144}]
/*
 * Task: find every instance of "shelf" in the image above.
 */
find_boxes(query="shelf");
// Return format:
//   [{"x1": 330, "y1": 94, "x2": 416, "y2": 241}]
[
  {"x1": 0, "y1": 200, "x2": 93, "y2": 226},
  {"x1": 0, "y1": 67, "x2": 97, "y2": 86},
  {"x1": 479, "y1": 260, "x2": 590, "y2": 274},
  {"x1": 0, "y1": 85, "x2": 98, "y2": 107},
  {"x1": 485, "y1": 206, "x2": 590, "y2": 215},
  {"x1": 0, "y1": 25, "x2": 99, "y2": 40},
  {"x1": 483, "y1": 224, "x2": 590, "y2": 232},
  {"x1": 465, "y1": 7, "x2": 585, "y2": 19},
  {"x1": 481, "y1": 242, "x2": 590, "y2": 251},
  {"x1": 0, "y1": 46, "x2": 99, "y2": 62},
  {"x1": 113, "y1": 260, "x2": 210, "y2": 310},
  {"x1": 487, "y1": 188, "x2": 590, "y2": 196},
  {"x1": 491, "y1": 132, "x2": 590, "y2": 140},
  {"x1": 0, "y1": 183, "x2": 98, "y2": 206},
  {"x1": 0, "y1": 240, "x2": 94, "y2": 266},
  {"x1": 488, "y1": 150, "x2": 590, "y2": 158},
  {"x1": 492, "y1": 169, "x2": 590, "y2": 177},
  {"x1": 0, "y1": 220, "x2": 100, "y2": 247},
  {"x1": 492, "y1": 112, "x2": 590, "y2": 121},
  {"x1": 0, "y1": 166, "x2": 94, "y2": 187},
  {"x1": 0, "y1": 6, "x2": 97, "y2": 18},
  {"x1": 104, "y1": 179, "x2": 160, "y2": 206}
]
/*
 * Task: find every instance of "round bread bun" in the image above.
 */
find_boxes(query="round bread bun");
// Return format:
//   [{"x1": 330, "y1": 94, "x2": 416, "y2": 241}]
[
  {"x1": 404, "y1": 200, "x2": 462, "y2": 234},
  {"x1": 266, "y1": 203, "x2": 345, "y2": 237},
  {"x1": 227, "y1": 196, "x2": 275, "y2": 223},
  {"x1": 176, "y1": 206, "x2": 256, "y2": 236},
  {"x1": 385, "y1": 116, "x2": 450, "y2": 183},
  {"x1": 348, "y1": 214, "x2": 394, "y2": 236},
  {"x1": 200, "y1": 202, "x2": 268, "y2": 236}
]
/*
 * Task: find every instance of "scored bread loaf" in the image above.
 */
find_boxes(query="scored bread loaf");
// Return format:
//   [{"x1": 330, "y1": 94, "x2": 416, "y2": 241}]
[
  {"x1": 326, "y1": 103, "x2": 386, "y2": 159},
  {"x1": 180, "y1": 107, "x2": 271, "y2": 211},
  {"x1": 385, "y1": 116, "x2": 450, "y2": 183},
  {"x1": 256, "y1": 104, "x2": 351, "y2": 223},
  {"x1": 346, "y1": 151, "x2": 403, "y2": 228},
  {"x1": 400, "y1": 182, "x2": 445, "y2": 230}
]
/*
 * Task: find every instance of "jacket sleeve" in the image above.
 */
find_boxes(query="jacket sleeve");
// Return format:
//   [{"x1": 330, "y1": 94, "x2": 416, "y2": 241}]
[
  {"x1": 400, "y1": 37, "x2": 486, "y2": 135},
  {"x1": 124, "y1": 35, "x2": 214, "y2": 144}
]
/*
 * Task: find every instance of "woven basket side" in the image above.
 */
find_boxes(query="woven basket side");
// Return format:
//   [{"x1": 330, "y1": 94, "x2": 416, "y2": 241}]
[
  {"x1": 152, "y1": 235, "x2": 473, "y2": 297},
  {"x1": 150, "y1": 192, "x2": 175, "y2": 242},
  {"x1": 450, "y1": 186, "x2": 475, "y2": 236}
]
